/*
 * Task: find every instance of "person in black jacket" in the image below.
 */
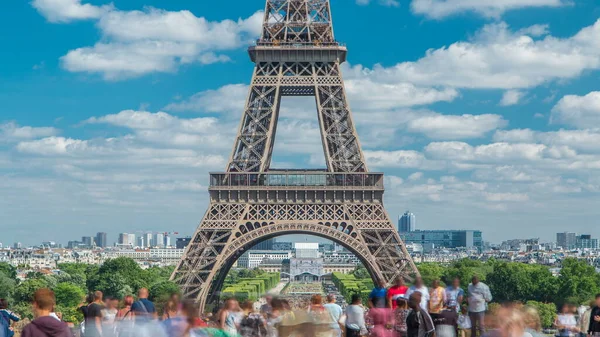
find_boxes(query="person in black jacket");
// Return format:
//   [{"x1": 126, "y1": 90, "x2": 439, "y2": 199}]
[
  {"x1": 21, "y1": 289, "x2": 72, "y2": 337},
  {"x1": 589, "y1": 294, "x2": 600, "y2": 336}
]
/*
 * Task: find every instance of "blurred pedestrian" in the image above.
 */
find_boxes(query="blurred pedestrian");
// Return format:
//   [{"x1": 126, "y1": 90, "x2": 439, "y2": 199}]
[
  {"x1": 0, "y1": 299, "x2": 20, "y2": 337},
  {"x1": 21, "y1": 289, "x2": 72, "y2": 337},
  {"x1": 406, "y1": 278, "x2": 429, "y2": 312},
  {"x1": 521, "y1": 306, "x2": 544, "y2": 337},
  {"x1": 458, "y1": 305, "x2": 472, "y2": 337},
  {"x1": 555, "y1": 304, "x2": 579, "y2": 337},
  {"x1": 370, "y1": 280, "x2": 389, "y2": 309},
  {"x1": 219, "y1": 299, "x2": 239, "y2": 336},
  {"x1": 101, "y1": 297, "x2": 118, "y2": 337},
  {"x1": 388, "y1": 278, "x2": 409, "y2": 310},
  {"x1": 345, "y1": 294, "x2": 367, "y2": 337},
  {"x1": 323, "y1": 295, "x2": 343, "y2": 337},
  {"x1": 429, "y1": 280, "x2": 447, "y2": 319},
  {"x1": 406, "y1": 292, "x2": 435, "y2": 337},
  {"x1": 589, "y1": 294, "x2": 600, "y2": 336},
  {"x1": 446, "y1": 279, "x2": 465, "y2": 311},
  {"x1": 261, "y1": 296, "x2": 273, "y2": 319},
  {"x1": 467, "y1": 276, "x2": 492, "y2": 337},
  {"x1": 117, "y1": 296, "x2": 134, "y2": 321},
  {"x1": 162, "y1": 295, "x2": 181, "y2": 321},
  {"x1": 434, "y1": 306, "x2": 458, "y2": 337},
  {"x1": 239, "y1": 301, "x2": 267, "y2": 337},
  {"x1": 393, "y1": 297, "x2": 410, "y2": 337},
  {"x1": 85, "y1": 291, "x2": 104, "y2": 337},
  {"x1": 131, "y1": 288, "x2": 157, "y2": 321}
]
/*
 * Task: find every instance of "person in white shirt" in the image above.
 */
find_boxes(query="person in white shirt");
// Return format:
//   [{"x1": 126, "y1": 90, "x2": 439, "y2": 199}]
[
  {"x1": 323, "y1": 294, "x2": 343, "y2": 337},
  {"x1": 345, "y1": 294, "x2": 367, "y2": 337},
  {"x1": 406, "y1": 277, "x2": 429, "y2": 312}
]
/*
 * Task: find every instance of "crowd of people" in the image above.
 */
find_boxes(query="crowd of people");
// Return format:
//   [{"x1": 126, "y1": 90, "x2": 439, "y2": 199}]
[{"x1": 1, "y1": 278, "x2": 600, "y2": 337}]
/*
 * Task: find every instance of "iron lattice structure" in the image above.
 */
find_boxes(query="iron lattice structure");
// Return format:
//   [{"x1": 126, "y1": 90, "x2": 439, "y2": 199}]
[{"x1": 171, "y1": 0, "x2": 419, "y2": 311}]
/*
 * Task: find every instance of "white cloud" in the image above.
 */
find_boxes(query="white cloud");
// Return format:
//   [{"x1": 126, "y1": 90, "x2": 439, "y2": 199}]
[
  {"x1": 32, "y1": 0, "x2": 111, "y2": 23},
  {"x1": 407, "y1": 114, "x2": 507, "y2": 139},
  {"x1": 411, "y1": 0, "x2": 566, "y2": 19},
  {"x1": 85, "y1": 110, "x2": 228, "y2": 149},
  {"x1": 164, "y1": 84, "x2": 249, "y2": 116},
  {"x1": 484, "y1": 192, "x2": 529, "y2": 202},
  {"x1": 500, "y1": 90, "x2": 526, "y2": 106},
  {"x1": 364, "y1": 150, "x2": 436, "y2": 169},
  {"x1": 551, "y1": 91, "x2": 600, "y2": 128},
  {"x1": 494, "y1": 128, "x2": 600, "y2": 153},
  {"x1": 363, "y1": 20, "x2": 600, "y2": 89},
  {"x1": 0, "y1": 122, "x2": 58, "y2": 142},
  {"x1": 59, "y1": 7, "x2": 263, "y2": 79},
  {"x1": 356, "y1": 0, "x2": 400, "y2": 7}
]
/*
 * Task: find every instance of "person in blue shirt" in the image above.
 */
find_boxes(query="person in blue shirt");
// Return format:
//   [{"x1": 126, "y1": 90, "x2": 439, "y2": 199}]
[
  {"x1": 0, "y1": 299, "x2": 20, "y2": 337},
  {"x1": 368, "y1": 279, "x2": 388, "y2": 308},
  {"x1": 131, "y1": 288, "x2": 157, "y2": 321},
  {"x1": 445, "y1": 278, "x2": 465, "y2": 311}
]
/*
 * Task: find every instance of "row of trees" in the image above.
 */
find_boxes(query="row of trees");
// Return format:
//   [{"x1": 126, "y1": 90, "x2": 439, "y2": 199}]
[
  {"x1": 416, "y1": 258, "x2": 600, "y2": 306},
  {"x1": 0, "y1": 257, "x2": 179, "y2": 323},
  {"x1": 221, "y1": 270, "x2": 280, "y2": 302},
  {"x1": 331, "y1": 272, "x2": 373, "y2": 305}
]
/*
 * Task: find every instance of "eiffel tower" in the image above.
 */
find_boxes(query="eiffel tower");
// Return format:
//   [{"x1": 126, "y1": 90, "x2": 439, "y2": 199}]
[{"x1": 171, "y1": 0, "x2": 419, "y2": 311}]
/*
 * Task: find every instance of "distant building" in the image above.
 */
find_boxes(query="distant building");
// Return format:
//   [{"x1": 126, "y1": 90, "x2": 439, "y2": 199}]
[
  {"x1": 154, "y1": 233, "x2": 165, "y2": 248},
  {"x1": 576, "y1": 235, "x2": 598, "y2": 249},
  {"x1": 41, "y1": 241, "x2": 57, "y2": 248},
  {"x1": 295, "y1": 243, "x2": 320, "y2": 258},
  {"x1": 273, "y1": 242, "x2": 293, "y2": 251},
  {"x1": 164, "y1": 235, "x2": 171, "y2": 247},
  {"x1": 252, "y1": 238, "x2": 275, "y2": 250},
  {"x1": 137, "y1": 236, "x2": 145, "y2": 248},
  {"x1": 95, "y1": 233, "x2": 107, "y2": 248},
  {"x1": 238, "y1": 250, "x2": 292, "y2": 269},
  {"x1": 81, "y1": 236, "x2": 94, "y2": 248},
  {"x1": 118, "y1": 233, "x2": 136, "y2": 247},
  {"x1": 176, "y1": 237, "x2": 191, "y2": 249},
  {"x1": 144, "y1": 233, "x2": 153, "y2": 248},
  {"x1": 398, "y1": 211, "x2": 416, "y2": 233},
  {"x1": 557, "y1": 232, "x2": 577, "y2": 250},
  {"x1": 401, "y1": 230, "x2": 483, "y2": 249}
]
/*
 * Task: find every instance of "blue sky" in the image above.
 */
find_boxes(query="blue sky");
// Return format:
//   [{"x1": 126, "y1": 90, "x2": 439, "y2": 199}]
[{"x1": 2, "y1": 0, "x2": 600, "y2": 246}]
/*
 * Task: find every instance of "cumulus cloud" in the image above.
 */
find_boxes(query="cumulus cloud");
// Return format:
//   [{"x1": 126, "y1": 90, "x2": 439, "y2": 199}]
[
  {"x1": 32, "y1": 0, "x2": 111, "y2": 23},
  {"x1": 411, "y1": 0, "x2": 566, "y2": 19},
  {"x1": 356, "y1": 0, "x2": 400, "y2": 6},
  {"x1": 494, "y1": 128, "x2": 600, "y2": 153},
  {"x1": 406, "y1": 114, "x2": 507, "y2": 139},
  {"x1": 361, "y1": 20, "x2": 600, "y2": 89},
  {"x1": 551, "y1": 91, "x2": 600, "y2": 128},
  {"x1": 58, "y1": 7, "x2": 263, "y2": 79},
  {"x1": 0, "y1": 122, "x2": 58, "y2": 142},
  {"x1": 500, "y1": 90, "x2": 526, "y2": 106}
]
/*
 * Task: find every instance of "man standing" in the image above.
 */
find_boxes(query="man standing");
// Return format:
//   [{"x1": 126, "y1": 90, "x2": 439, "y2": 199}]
[
  {"x1": 406, "y1": 277, "x2": 429, "y2": 312},
  {"x1": 388, "y1": 277, "x2": 409, "y2": 309},
  {"x1": 588, "y1": 294, "x2": 600, "y2": 336},
  {"x1": 85, "y1": 291, "x2": 104, "y2": 337},
  {"x1": 323, "y1": 294, "x2": 343, "y2": 337},
  {"x1": 21, "y1": 289, "x2": 72, "y2": 337},
  {"x1": 406, "y1": 292, "x2": 435, "y2": 337},
  {"x1": 467, "y1": 276, "x2": 492, "y2": 337},
  {"x1": 446, "y1": 278, "x2": 464, "y2": 311},
  {"x1": 131, "y1": 288, "x2": 157, "y2": 321},
  {"x1": 368, "y1": 280, "x2": 388, "y2": 308}
]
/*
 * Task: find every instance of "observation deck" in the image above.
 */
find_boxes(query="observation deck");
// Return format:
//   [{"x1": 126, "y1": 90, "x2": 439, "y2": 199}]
[
  {"x1": 249, "y1": 40, "x2": 347, "y2": 63},
  {"x1": 209, "y1": 171, "x2": 385, "y2": 203}
]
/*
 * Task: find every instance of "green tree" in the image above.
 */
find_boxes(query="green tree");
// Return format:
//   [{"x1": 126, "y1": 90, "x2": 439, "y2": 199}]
[
  {"x1": 13, "y1": 278, "x2": 49, "y2": 303},
  {"x1": 417, "y1": 263, "x2": 446, "y2": 286},
  {"x1": 55, "y1": 282, "x2": 86, "y2": 308},
  {"x1": 0, "y1": 262, "x2": 17, "y2": 280},
  {"x1": 557, "y1": 258, "x2": 600, "y2": 305},
  {"x1": 526, "y1": 301, "x2": 557, "y2": 328},
  {"x1": 92, "y1": 273, "x2": 133, "y2": 299},
  {"x1": 352, "y1": 266, "x2": 370, "y2": 280},
  {"x1": 442, "y1": 259, "x2": 493, "y2": 289},
  {"x1": 0, "y1": 273, "x2": 16, "y2": 301}
]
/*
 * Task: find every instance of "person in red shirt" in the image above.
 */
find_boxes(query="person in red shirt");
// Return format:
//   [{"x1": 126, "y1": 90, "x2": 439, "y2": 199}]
[{"x1": 388, "y1": 277, "x2": 409, "y2": 309}]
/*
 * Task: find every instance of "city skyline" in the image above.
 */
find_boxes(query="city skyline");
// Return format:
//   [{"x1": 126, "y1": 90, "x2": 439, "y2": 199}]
[{"x1": 2, "y1": 0, "x2": 600, "y2": 244}]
